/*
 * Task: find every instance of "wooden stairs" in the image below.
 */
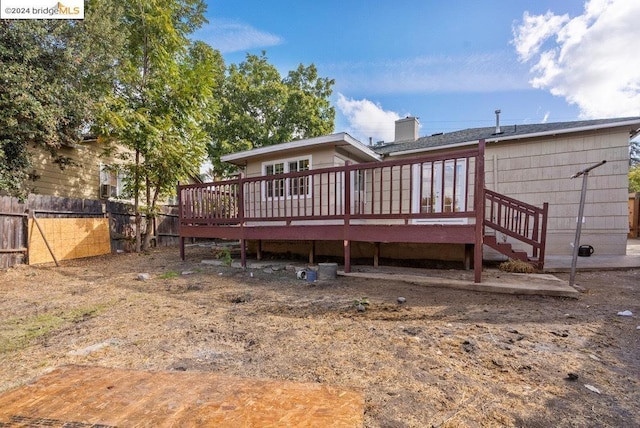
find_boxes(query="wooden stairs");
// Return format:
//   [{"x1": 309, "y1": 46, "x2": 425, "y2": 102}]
[{"x1": 484, "y1": 235, "x2": 539, "y2": 267}]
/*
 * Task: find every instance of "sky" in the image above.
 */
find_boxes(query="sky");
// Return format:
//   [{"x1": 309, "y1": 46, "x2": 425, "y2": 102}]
[{"x1": 194, "y1": 0, "x2": 640, "y2": 144}]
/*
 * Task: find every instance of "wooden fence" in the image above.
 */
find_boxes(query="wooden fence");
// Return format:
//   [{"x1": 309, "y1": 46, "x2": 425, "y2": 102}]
[{"x1": 0, "y1": 195, "x2": 179, "y2": 268}]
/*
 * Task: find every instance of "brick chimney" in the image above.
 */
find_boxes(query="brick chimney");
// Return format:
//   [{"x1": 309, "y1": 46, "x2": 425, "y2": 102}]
[{"x1": 394, "y1": 117, "x2": 419, "y2": 142}]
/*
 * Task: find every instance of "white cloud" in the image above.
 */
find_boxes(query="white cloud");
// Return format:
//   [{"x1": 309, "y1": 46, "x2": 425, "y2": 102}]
[
  {"x1": 193, "y1": 19, "x2": 283, "y2": 53},
  {"x1": 512, "y1": 0, "x2": 640, "y2": 118},
  {"x1": 511, "y1": 11, "x2": 569, "y2": 62},
  {"x1": 542, "y1": 111, "x2": 550, "y2": 123},
  {"x1": 336, "y1": 94, "x2": 404, "y2": 143}
]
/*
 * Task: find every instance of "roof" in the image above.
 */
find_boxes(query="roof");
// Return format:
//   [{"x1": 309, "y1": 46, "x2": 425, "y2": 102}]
[
  {"x1": 377, "y1": 117, "x2": 640, "y2": 157},
  {"x1": 220, "y1": 132, "x2": 381, "y2": 165}
]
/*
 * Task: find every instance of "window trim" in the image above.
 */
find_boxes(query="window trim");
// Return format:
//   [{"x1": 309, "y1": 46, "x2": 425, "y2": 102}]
[
  {"x1": 99, "y1": 163, "x2": 126, "y2": 199},
  {"x1": 261, "y1": 155, "x2": 312, "y2": 200}
]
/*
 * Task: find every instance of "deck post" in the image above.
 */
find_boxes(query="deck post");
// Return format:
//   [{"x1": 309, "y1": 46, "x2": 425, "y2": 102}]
[
  {"x1": 180, "y1": 237, "x2": 185, "y2": 260},
  {"x1": 344, "y1": 240, "x2": 351, "y2": 272},
  {"x1": 474, "y1": 139, "x2": 486, "y2": 283},
  {"x1": 336, "y1": 161, "x2": 352, "y2": 273},
  {"x1": 238, "y1": 173, "x2": 246, "y2": 269},
  {"x1": 464, "y1": 244, "x2": 472, "y2": 270},
  {"x1": 344, "y1": 163, "x2": 352, "y2": 273},
  {"x1": 240, "y1": 239, "x2": 246, "y2": 269},
  {"x1": 373, "y1": 242, "x2": 380, "y2": 267},
  {"x1": 309, "y1": 241, "x2": 315, "y2": 264},
  {"x1": 256, "y1": 240, "x2": 262, "y2": 261}
]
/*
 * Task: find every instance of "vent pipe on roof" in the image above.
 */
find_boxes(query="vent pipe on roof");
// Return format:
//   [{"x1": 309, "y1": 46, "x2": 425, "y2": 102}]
[{"x1": 495, "y1": 109, "x2": 502, "y2": 134}]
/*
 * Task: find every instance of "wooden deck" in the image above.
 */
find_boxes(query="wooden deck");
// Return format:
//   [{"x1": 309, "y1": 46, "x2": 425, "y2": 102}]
[
  {"x1": 0, "y1": 365, "x2": 364, "y2": 427},
  {"x1": 178, "y1": 140, "x2": 548, "y2": 283}
]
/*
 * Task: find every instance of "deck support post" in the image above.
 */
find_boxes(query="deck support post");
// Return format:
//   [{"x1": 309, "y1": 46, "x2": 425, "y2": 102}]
[
  {"x1": 238, "y1": 172, "x2": 246, "y2": 269},
  {"x1": 180, "y1": 237, "x2": 185, "y2": 260},
  {"x1": 256, "y1": 240, "x2": 262, "y2": 261},
  {"x1": 344, "y1": 240, "x2": 351, "y2": 273},
  {"x1": 473, "y1": 139, "x2": 486, "y2": 283},
  {"x1": 464, "y1": 244, "x2": 472, "y2": 270},
  {"x1": 240, "y1": 239, "x2": 246, "y2": 269},
  {"x1": 309, "y1": 241, "x2": 315, "y2": 264},
  {"x1": 373, "y1": 242, "x2": 380, "y2": 267},
  {"x1": 344, "y1": 161, "x2": 352, "y2": 273}
]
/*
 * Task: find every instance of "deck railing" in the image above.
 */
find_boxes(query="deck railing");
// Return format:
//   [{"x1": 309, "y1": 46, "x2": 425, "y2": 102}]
[{"x1": 180, "y1": 149, "x2": 481, "y2": 226}]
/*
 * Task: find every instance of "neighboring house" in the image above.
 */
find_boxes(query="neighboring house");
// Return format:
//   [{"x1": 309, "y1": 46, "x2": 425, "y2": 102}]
[
  {"x1": 177, "y1": 115, "x2": 640, "y2": 280},
  {"x1": 29, "y1": 137, "x2": 128, "y2": 201}
]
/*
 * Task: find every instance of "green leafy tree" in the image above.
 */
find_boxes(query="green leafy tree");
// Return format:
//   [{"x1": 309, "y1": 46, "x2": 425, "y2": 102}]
[
  {"x1": 0, "y1": 0, "x2": 124, "y2": 198},
  {"x1": 630, "y1": 164, "x2": 640, "y2": 193},
  {"x1": 98, "y1": 0, "x2": 222, "y2": 251},
  {"x1": 207, "y1": 52, "x2": 335, "y2": 176}
]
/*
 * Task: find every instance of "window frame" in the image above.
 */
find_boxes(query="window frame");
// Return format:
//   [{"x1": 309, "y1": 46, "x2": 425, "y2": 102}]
[
  {"x1": 261, "y1": 156, "x2": 312, "y2": 200},
  {"x1": 99, "y1": 164, "x2": 126, "y2": 199}
]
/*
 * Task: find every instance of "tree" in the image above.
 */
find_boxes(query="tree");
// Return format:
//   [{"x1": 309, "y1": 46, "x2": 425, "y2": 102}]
[
  {"x1": 207, "y1": 52, "x2": 335, "y2": 176},
  {"x1": 98, "y1": 0, "x2": 223, "y2": 251},
  {"x1": 630, "y1": 164, "x2": 640, "y2": 193},
  {"x1": 631, "y1": 138, "x2": 640, "y2": 166},
  {"x1": 0, "y1": 1, "x2": 124, "y2": 199}
]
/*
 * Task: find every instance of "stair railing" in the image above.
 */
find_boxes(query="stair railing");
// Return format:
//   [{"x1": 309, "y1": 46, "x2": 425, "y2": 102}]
[{"x1": 484, "y1": 189, "x2": 548, "y2": 269}]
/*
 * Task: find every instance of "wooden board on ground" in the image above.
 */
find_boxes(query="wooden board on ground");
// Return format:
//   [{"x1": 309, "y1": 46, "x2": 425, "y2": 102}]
[{"x1": 0, "y1": 365, "x2": 364, "y2": 427}]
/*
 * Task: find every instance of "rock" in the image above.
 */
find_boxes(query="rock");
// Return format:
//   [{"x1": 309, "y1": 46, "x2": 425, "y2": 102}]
[
  {"x1": 462, "y1": 340, "x2": 475, "y2": 353},
  {"x1": 617, "y1": 310, "x2": 633, "y2": 316},
  {"x1": 402, "y1": 327, "x2": 421, "y2": 336},
  {"x1": 181, "y1": 271, "x2": 195, "y2": 275},
  {"x1": 566, "y1": 373, "x2": 579, "y2": 381},
  {"x1": 137, "y1": 273, "x2": 151, "y2": 281},
  {"x1": 573, "y1": 284, "x2": 587, "y2": 293},
  {"x1": 397, "y1": 297, "x2": 406, "y2": 304},
  {"x1": 584, "y1": 384, "x2": 601, "y2": 394},
  {"x1": 356, "y1": 304, "x2": 366, "y2": 312}
]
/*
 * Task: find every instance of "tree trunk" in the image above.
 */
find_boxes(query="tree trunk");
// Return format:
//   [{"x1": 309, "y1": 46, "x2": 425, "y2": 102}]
[{"x1": 134, "y1": 149, "x2": 141, "y2": 253}]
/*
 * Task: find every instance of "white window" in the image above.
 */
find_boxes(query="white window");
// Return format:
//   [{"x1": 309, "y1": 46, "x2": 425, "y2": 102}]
[
  {"x1": 100, "y1": 164, "x2": 126, "y2": 199},
  {"x1": 412, "y1": 158, "x2": 467, "y2": 213},
  {"x1": 263, "y1": 157, "x2": 311, "y2": 199}
]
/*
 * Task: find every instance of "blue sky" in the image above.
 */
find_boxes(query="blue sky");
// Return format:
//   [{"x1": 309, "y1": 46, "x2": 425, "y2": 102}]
[{"x1": 194, "y1": 0, "x2": 640, "y2": 144}]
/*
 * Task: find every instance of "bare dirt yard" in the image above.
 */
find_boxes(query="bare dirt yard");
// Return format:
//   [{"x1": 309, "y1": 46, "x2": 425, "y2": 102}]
[{"x1": 1, "y1": 245, "x2": 638, "y2": 427}]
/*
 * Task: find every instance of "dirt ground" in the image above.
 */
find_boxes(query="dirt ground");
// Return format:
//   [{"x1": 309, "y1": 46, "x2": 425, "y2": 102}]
[{"x1": 0, "y1": 245, "x2": 638, "y2": 427}]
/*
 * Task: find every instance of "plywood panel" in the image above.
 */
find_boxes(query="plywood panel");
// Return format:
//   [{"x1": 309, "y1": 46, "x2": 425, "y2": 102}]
[
  {"x1": 0, "y1": 365, "x2": 364, "y2": 427},
  {"x1": 28, "y1": 218, "x2": 111, "y2": 265}
]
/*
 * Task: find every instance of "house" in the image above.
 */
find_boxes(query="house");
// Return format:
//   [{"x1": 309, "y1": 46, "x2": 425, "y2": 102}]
[
  {"x1": 378, "y1": 115, "x2": 640, "y2": 257},
  {"x1": 177, "y1": 115, "x2": 640, "y2": 282},
  {"x1": 29, "y1": 137, "x2": 128, "y2": 201}
]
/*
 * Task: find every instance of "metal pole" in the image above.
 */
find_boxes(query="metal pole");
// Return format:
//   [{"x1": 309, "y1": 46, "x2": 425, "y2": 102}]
[
  {"x1": 569, "y1": 160, "x2": 606, "y2": 287},
  {"x1": 569, "y1": 173, "x2": 588, "y2": 287}
]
